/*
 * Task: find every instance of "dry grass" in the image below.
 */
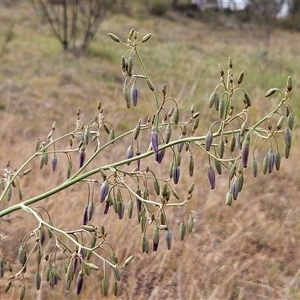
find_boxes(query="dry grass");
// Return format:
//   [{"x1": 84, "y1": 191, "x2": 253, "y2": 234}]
[{"x1": 0, "y1": 2, "x2": 300, "y2": 300}]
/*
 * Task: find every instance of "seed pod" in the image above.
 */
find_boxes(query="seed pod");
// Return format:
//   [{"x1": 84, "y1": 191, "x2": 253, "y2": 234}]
[
  {"x1": 164, "y1": 228, "x2": 172, "y2": 250},
  {"x1": 102, "y1": 278, "x2": 108, "y2": 296},
  {"x1": 172, "y1": 164, "x2": 180, "y2": 185},
  {"x1": 207, "y1": 164, "x2": 215, "y2": 190},
  {"x1": 244, "y1": 92, "x2": 251, "y2": 107},
  {"x1": 226, "y1": 190, "x2": 233, "y2": 206},
  {"x1": 268, "y1": 149, "x2": 275, "y2": 173},
  {"x1": 275, "y1": 152, "x2": 281, "y2": 171},
  {"x1": 164, "y1": 124, "x2": 172, "y2": 144},
  {"x1": 237, "y1": 71, "x2": 244, "y2": 84},
  {"x1": 141, "y1": 233, "x2": 149, "y2": 253},
  {"x1": 34, "y1": 271, "x2": 41, "y2": 290},
  {"x1": 241, "y1": 135, "x2": 250, "y2": 168},
  {"x1": 265, "y1": 88, "x2": 277, "y2": 97},
  {"x1": 108, "y1": 33, "x2": 120, "y2": 43},
  {"x1": 287, "y1": 113, "x2": 294, "y2": 130},
  {"x1": 205, "y1": 130, "x2": 213, "y2": 151},
  {"x1": 180, "y1": 222, "x2": 186, "y2": 241},
  {"x1": 151, "y1": 129, "x2": 159, "y2": 152},
  {"x1": 131, "y1": 84, "x2": 139, "y2": 106},
  {"x1": 219, "y1": 99, "x2": 225, "y2": 119},
  {"x1": 262, "y1": 155, "x2": 268, "y2": 174},
  {"x1": 251, "y1": 157, "x2": 258, "y2": 177},
  {"x1": 154, "y1": 148, "x2": 165, "y2": 164},
  {"x1": 142, "y1": 33, "x2": 151, "y2": 43},
  {"x1": 287, "y1": 76, "x2": 292, "y2": 91},
  {"x1": 100, "y1": 180, "x2": 109, "y2": 203},
  {"x1": 284, "y1": 127, "x2": 292, "y2": 149},
  {"x1": 19, "y1": 284, "x2": 26, "y2": 300},
  {"x1": 214, "y1": 158, "x2": 222, "y2": 175}
]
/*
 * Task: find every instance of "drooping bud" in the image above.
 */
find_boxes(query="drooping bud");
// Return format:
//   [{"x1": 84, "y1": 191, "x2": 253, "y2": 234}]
[
  {"x1": 276, "y1": 115, "x2": 285, "y2": 130},
  {"x1": 82, "y1": 205, "x2": 88, "y2": 225},
  {"x1": 153, "y1": 226, "x2": 160, "y2": 252},
  {"x1": 51, "y1": 154, "x2": 58, "y2": 172},
  {"x1": 225, "y1": 190, "x2": 233, "y2": 206},
  {"x1": 268, "y1": 149, "x2": 275, "y2": 173},
  {"x1": 151, "y1": 129, "x2": 159, "y2": 152},
  {"x1": 131, "y1": 84, "x2": 139, "y2": 106},
  {"x1": 79, "y1": 148, "x2": 86, "y2": 168},
  {"x1": 275, "y1": 152, "x2": 281, "y2": 171},
  {"x1": 155, "y1": 148, "x2": 165, "y2": 164},
  {"x1": 87, "y1": 202, "x2": 94, "y2": 221},
  {"x1": 164, "y1": 124, "x2": 172, "y2": 144},
  {"x1": 128, "y1": 199, "x2": 133, "y2": 219},
  {"x1": 244, "y1": 92, "x2": 251, "y2": 107},
  {"x1": 102, "y1": 278, "x2": 108, "y2": 296},
  {"x1": 219, "y1": 99, "x2": 225, "y2": 119},
  {"x1": 207, "y1": 163, "x2": 215, "y2": 190},
  {"x1": 241, "y1": 135, "x2": 250, "y2": 168},
  {"x1": 251, "y1": 156, "x2": 258, "y2": 177},
  {"x1": 205, "y1": 130, "x2": 213, "y2": 151},
  {"x1": 231, "y1": 179, "x2": 238, "y2": 201},
  {"x1": 126, "y1": 145, "x2": 134, "y2": 165},
  {"x1": 284, "y1": 127, "x2": 292, "y2": 149},
  {"x1": 188, "y1": 155, "x2": 194, "y2": 177},
  {"x1": 123, "y1": 86, "x2": 130, "y2": 108},
  {"x1": 229, "y1": 135, "x2": 236, "y2": 152},
  {"x1": 262, "y1": 154, "x2": 268, "y2": 174},
  {"x1": 146, "y1": 79, "x2": 155, "y2": 91},
  {"x1": 214, "y1": 158, "x2": 222, "y2": 175},
  {"x1": 34, "y1": 271, "x2": 42, "y2": 290},
  {"x1": 164, "y1": 228, "x2": 172, "y2": 250},
  {"x1": 287, "y1": 113, "x2": 294, "y2": 130},
  {"x1": 19, "y1": 285, "x2": 26, "y2": 300},
  {"x1": 172, "y1": 164, "x2": 180, "y2": 185},
  {"x1": 141, "y1": 233, "x2": 149, "y2": 253},
  {"x1": 179, "y1": 222, "x2": 186, "y2": 241},
  {"x1": 100, "y1": 180, "x2": 109, "y2": 203}
]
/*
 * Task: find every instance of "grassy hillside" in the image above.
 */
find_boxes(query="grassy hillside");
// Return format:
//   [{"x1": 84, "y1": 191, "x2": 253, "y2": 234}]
[{"x1": 0, "y1": 2, "x2": 299, "y2": 300}]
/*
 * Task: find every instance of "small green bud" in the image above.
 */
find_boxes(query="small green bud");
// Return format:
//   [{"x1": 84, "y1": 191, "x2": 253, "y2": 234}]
[
  {"x1": 287, "y1": 76, "x2": 292, "y2": 91},
  {"x1": 205, "y1": 130, "x2": 213, "y2": 151},
  {"x1": 276, "y1": 115, "x2": 285, "y2": 130},
  {"x1": 188, "y1": 215, "x2": 194, "y2": 233},
  {"x1": 102, "y1": 278, "x2": 108, "y2": 296},
  {"x1": 179, "y1": 222, "x2": 186, "y2": 241},
  {"x1": 265, "y1": 88, "x2": 277, "y2": 97},
  {"x1": 19, "y1": 285, "x2": 26, "y2": 300},
  {"x1": 142, "y1": 33, "x2": 151, "y2": 43},
  {"x1": 237, "y1": 71, "x2": 244, "y2": 84},
  {"x1": 164, "y1": 228, "x2": 172, "y2": 250},
  {"x1": 275, "y1": 152, "x2": 281, "y2": 171},
  {"x1": 287, "y1": 113, "x2": 294, "y2": 130}
]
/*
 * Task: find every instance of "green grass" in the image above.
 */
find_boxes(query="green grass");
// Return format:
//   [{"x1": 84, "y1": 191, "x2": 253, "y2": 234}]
[{"x1": 0, "y1": 2, "x2": 299, "y2": 300}]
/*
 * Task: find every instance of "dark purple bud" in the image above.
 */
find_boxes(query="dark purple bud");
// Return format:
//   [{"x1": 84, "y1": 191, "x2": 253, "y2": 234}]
[
  {"x1": 83, "y1": 205, "x2": 88, "y2": 225},
  {"x1": 136, "y1": 158, "x2": 141, "y2": 171},
  {"x1": 241, "y1": 135, "x2": 250, "y2": 168},
  {"x1": 100, "y1": 180, "x2": 109, "y2": 203},
  {"x1": 172, "y1": 164, "x2": 180, "y2": 185},
  {"x1": 153, "y1": 241, "x2": 159, "y2": 252},
  {"x1": 103, "y1": 199, "x2": 110, "y2": 214},
  {"x1": 76, "y1": 272, "x2": 84, "y2": 295},
  {"x1": 72, "y1": 257, "x2": 78, "y2": 274},
  {"x1": 51, "y1": 154, "x2": 58, "y2": 172},
  {"x1": 79, "y1": 149, "x2": 86, "y2": 168},
  {"x1": 136, "y1": 190, "x2": 142, "y2": 212},
  {"x1": 155, "y1": 148, "x2": 165, "y2": 164},
  {"x1": 151, "y1": 129, "x2": 159, "y2": 153},
  {"x1": 131, "y1": 84, "x2": 139, "y2": 107},
  {"x1": 207, "y1": 164, "x2": 215, "y2": 189}
]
